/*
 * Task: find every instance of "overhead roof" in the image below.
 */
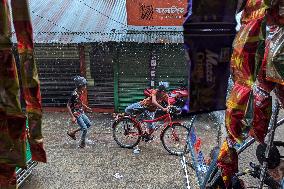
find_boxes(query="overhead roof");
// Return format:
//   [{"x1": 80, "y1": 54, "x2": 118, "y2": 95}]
[{"x1": 11, "y1": 0, "x2": 184, "y2": 43}]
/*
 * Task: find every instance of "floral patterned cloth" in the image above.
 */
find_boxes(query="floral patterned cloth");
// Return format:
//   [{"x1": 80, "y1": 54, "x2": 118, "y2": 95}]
[
  {"x1": 0, "y1": 0, "x2": 46, "y2": 188},
  {"x1": 217, "y1": 0, "x2": 268, "y2": 187},
  {"x1": 68, "y1": 89, "x2": 84, "y2": 117},
  {"x1": 218, "y1": 0, "x2": 284, "y2": 187}
]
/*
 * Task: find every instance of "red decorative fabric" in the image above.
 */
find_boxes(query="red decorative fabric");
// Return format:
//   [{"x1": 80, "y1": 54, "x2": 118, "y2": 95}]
[
  {"x1": 0, "y1": 164, "x2": 17, "y2": 189},
  {"x1": 250, "y1": 89, "x2": 272, "y2": 143},
  {"x1": 0, "y1": 1, "x2": 46, "y2": 187},
  {"x1": 217, "y1": 140, "x2": 238, "y2": 188}
]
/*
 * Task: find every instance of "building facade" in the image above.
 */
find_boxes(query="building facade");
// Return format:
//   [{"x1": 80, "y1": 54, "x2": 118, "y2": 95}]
[{"x1": 14, "y1": 0, "x2": 188, "y2": 112}]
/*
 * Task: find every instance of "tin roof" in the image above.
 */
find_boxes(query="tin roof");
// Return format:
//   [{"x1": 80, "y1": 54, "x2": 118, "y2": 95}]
[{"x1": 11, "y1": 0, "x2": 183, "y2": 43}]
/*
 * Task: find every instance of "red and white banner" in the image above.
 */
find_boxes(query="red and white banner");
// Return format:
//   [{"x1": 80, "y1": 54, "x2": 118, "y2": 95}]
[{"x1": 126, "y1": 0, "x2": 187, "y2": 26}]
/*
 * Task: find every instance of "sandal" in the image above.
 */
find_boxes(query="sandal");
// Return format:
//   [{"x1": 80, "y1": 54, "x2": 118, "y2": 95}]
[
  {"x1": 79, "y1": 142, "x2": 85, "y2": 148},
  {"x1": 67, "y1": 131, "x2": 76, "y2": 140}
]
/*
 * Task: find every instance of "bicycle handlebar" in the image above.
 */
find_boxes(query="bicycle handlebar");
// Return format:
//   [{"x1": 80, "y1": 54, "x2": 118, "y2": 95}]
[
  {"x1": 135, "y1": 106, "x2": 181, "y2": 115},
  {"x1": 235, "y1": 169, "x2": 252, "y2": 177}
]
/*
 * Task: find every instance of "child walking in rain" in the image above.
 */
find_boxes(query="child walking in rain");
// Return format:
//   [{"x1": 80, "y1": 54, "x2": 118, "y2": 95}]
[{"x1": 67, "y1": 76, "x2": 93, "y2": 148}]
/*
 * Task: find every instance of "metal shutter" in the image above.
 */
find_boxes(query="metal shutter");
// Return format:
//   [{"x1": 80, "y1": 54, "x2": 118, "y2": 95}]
[
  {"x1": 35, "y1": 44, "x2": 80, "y2": 107},
  {"x1": 116, "y1": 43, "x2": 151, "y2": 112},
  {"x1": 155, "y1": 43, "x2": 188, "y2": 90},
  {"x1": 88, "y1": 43, "x2": 115, "y2": 109}
]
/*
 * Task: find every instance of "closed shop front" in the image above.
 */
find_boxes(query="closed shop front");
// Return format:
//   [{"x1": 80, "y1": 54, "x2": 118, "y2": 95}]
[
  {"x1": 88, "y1": 43, "x2": 115, "y2": 109},
  {"x1": 114, "y1": 42, "x2": 187, "y2": 112},
  {"x1": 116, "y1": 43, "x2": 151, "y2": 112},
  {"x1": 34, "y1": 42, "x2": 187, "y2": 111},
  {"x1": 35, "y1": 44, "x2": 81, "y2": 107},
  {"x1": 155, "y1": 43, "x2": 188, "y2": 90}
]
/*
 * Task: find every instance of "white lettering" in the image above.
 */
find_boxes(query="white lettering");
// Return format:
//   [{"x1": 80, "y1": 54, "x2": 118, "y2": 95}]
[
  {"x1": 155, "y1": 8, "x2": 163, "y2": 13},
  {"x1": 151, "y1": 60, "x2": 156, "y2": 66},
  {"x1": 194, "y1": 52, "x2": 205, "y2": 82},
  {"x1": 151, "y1": 70, "x2": 156, "y2": 77},
  {"x1": 205, "y1": 49, "x2": 218, "y2": 83},
  {"x1": 178, "y1": 8, "x2": 185, "y2": 14},
  {"x1": 206, "y1": 63, "x2": 214, "y2": 82},
  {"x1": 162, "y1": 8, "x2": 171, "y2": 14},
  {"x1": 155, "y1": 6, "x2": 185, "y2": 14},
  {"x1": 206, "y1": 49, "x2": 218, "y2": 66},
  {"x1": 170, "y1": 6, "x2": 178, "y2": 13}
]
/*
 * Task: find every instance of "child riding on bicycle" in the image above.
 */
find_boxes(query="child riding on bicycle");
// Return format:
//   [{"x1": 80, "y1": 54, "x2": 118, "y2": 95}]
[
  {"x1": 125, "y1": 82, "x2": 170, "y2": 141},
  {"x1": 67, "y1": 76, "x2": 93, "y2": 148}
]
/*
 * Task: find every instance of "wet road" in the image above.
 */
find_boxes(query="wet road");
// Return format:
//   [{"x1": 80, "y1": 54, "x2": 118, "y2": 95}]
[
  {"x1": 20, "y1": 109, "x2": 284, "y2": 189},
  {"x1": 20, "y1": 112, "x2": 197, "y2": 189}
]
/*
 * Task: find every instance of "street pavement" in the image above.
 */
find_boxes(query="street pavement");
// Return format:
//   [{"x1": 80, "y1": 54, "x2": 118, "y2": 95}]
[
  {"x1": 20, "y1": 112, "x2": 196, "y2": 189},
  {"x1": 20, "y1": 109, "x2": 284, "y2": 189}
]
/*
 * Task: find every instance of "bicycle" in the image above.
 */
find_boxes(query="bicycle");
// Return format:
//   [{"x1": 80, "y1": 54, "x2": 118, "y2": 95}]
[
  {"x1": 181, "y1": 99, "x2": 284, "y2": 189},
  {"x1": 112, "y1": 106, "x2": 190, "y2": 156}
]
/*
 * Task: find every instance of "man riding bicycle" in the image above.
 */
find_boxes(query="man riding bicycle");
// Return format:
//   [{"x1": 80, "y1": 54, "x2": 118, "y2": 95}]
[{"x1": 125, "y1": 82, "x2": 170, "y2": 142}]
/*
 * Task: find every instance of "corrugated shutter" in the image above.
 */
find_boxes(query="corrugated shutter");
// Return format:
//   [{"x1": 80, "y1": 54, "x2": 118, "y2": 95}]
[
  {"x1": 35, "y1": 44, "x2": 80, "y2": 107},
  {"x1": 88, "y1": 43, "x2": 114, "y2": 109},
  {"x1": 155, "y1": 44, "x2": 188, "y2": 90},
  {"x1": 117, "y1": 43, "x2": 151, "y2": 112}
]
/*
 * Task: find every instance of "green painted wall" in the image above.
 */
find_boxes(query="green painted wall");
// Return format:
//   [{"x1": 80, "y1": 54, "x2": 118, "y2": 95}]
[
  {"x1": 116, "y1": 43, "x2": 151, "y2": 112},
  {"x1": 115, "y1": 43, "x2": 188, "y2": 112},
  {"x1": 155, "y1": 43, "x2": 188, "y2": 90}
]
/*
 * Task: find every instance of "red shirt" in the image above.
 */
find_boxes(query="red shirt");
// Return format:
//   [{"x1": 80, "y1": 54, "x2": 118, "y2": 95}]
[{"x1": 140, "y1": 89, "x2": 168, "y2": 112}]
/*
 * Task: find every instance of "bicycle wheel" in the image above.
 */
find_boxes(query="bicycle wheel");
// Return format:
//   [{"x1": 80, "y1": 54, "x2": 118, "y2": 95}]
[
  {"x1": 112, "y1": 117, "x2": 142, "y2": 149},
  {"x1": 161, "y1": 123, "x2": 189, "y2": 156}
]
